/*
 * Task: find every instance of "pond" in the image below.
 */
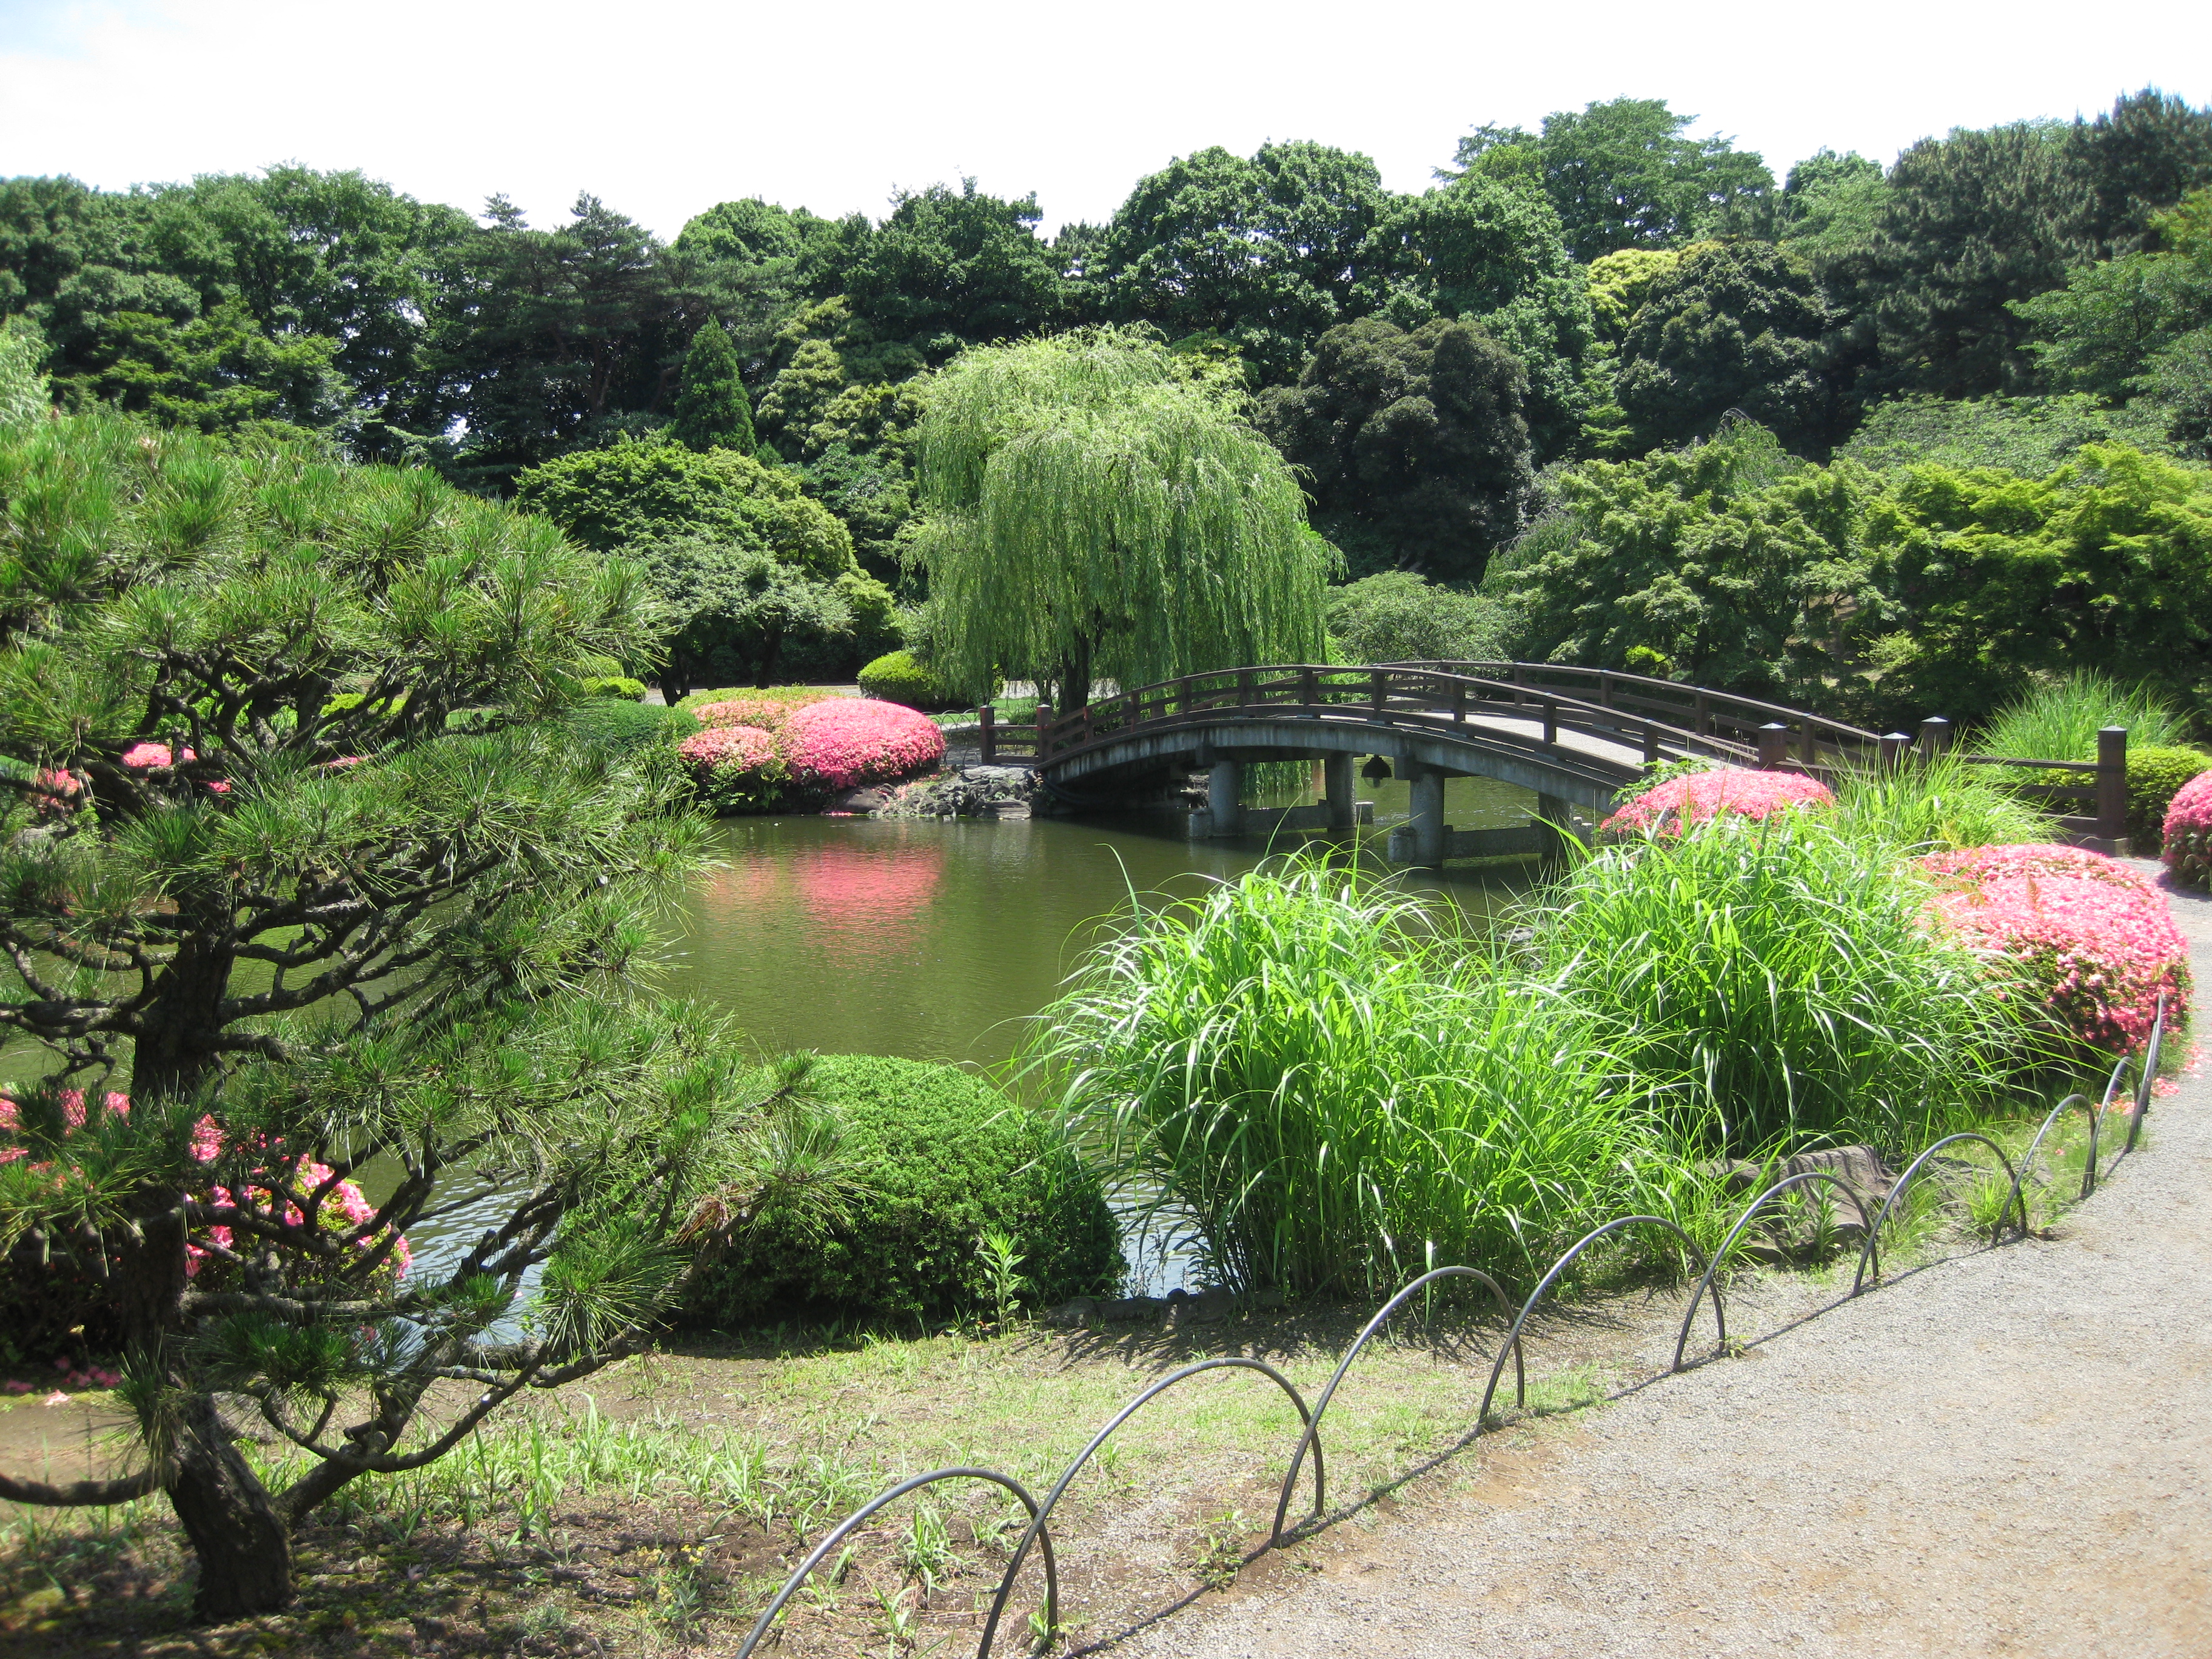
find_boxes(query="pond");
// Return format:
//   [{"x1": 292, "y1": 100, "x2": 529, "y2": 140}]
[
  {"x1": 402, "y1": 773, "x2": 1545, "y2": 1298},
  {"x1": 661, "y1": 773, "x2": 1541, "y2": 1067}
]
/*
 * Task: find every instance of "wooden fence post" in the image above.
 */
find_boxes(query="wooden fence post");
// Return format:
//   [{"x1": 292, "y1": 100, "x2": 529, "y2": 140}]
[
  {"x1": 2098, "y1": 726, "x2": 2128, "y2": 850},
  {"x1": 1034, "y1": 701, "x2": 1053, "y2": 760},
  {"x1": 1918, "y1": 716, "x2": 1952, "y2": 756},
  {"x1": 1757, "y1": 723, "x2": 1788, "y2": 769},
  {"x1": 1879, "y1": 731, "x2": 1909, "y2": 769},
  {"x1": 979, "y1": 703, "x2": 996, "y2": 766}
]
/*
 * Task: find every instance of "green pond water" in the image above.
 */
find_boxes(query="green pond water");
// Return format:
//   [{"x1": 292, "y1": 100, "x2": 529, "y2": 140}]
[{"x1": 659, "y1": 773, "x2": 1540, "y2": 1067}]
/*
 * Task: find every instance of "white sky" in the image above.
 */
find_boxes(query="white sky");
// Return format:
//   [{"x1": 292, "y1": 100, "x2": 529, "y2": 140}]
[{"x1": 2, "y1": 0, "x2": 2208, "y2": 239}]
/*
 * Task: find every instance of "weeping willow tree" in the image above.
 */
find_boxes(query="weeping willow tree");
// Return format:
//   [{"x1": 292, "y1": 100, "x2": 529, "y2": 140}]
[{"x1": 913, "y1": 327, "x2": 1338, "y2": 708}]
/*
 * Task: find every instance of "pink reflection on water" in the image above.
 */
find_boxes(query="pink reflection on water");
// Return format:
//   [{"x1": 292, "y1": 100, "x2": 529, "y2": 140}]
[{"x1": 695, "y1": 838, "x2": 945, "y2": 938}]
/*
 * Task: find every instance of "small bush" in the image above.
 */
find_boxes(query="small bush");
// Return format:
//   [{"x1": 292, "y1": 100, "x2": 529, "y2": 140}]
[
  {"x1": 565, "y1": 700, "x2": 688, "y2": 756},
  {"x1": 780, "y1": 699, "x2": 945, "y2": 793},
  {"x1": 677, "y1": 723, "x2": 786, "y2": 813},
  {"x1": 2163, "y1": 769, "x2": 2212, "y2": 888},
  {"x1": 674, "y1": 685, "x2": 843, "y2": 716},
  {"x1": 578, "y1": 675, "x2": 647, "y2": 700},
  {"x1": 690, "y1": 695, "x2": 834, "y2": 733},
  {"x1": 859, "y1": 649, "x2": 950, "y2": 709},
  {"x1": 1324, "y1": 572, "x2": 1503, "y2": 665},
  {"x1": 2127, "y1": 746, "x2": 2212, "y2": 849},
  {"x1": 1922, "y1": 843, "x2": 2190, "y2": 1057},
  {"x1": 681, "y1": 1056, "x2": 1121, "y2": 1329}
]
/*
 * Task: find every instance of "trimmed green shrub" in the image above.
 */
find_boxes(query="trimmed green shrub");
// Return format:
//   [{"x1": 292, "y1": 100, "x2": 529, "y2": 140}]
[
  {"x1": 681, "y1": 1056, "x2": 1122, "y2": 1329},
  {"x1": 564, "y1": 699, "x2": 688, "y2": 756},
  {"x1": 2128, "y1": 746, "x2": 2212, "y2": 849},
  {"x1": 858, "y1": 648, "x2": 950, "y2": 709},
  {"x1": 580, "y1": 675, "x2": 647, "y2": 700}
]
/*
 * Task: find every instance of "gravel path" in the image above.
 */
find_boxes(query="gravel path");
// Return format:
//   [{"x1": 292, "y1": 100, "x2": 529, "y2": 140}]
[{"x1": 1115, "y1": 867, "x2": 2212, "y2": 1659}]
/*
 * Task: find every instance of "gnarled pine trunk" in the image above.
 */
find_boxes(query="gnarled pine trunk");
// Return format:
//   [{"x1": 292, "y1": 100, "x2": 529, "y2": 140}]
[{"x1": 167, "y1": 1395, "x2": 293, "y2": 1620}]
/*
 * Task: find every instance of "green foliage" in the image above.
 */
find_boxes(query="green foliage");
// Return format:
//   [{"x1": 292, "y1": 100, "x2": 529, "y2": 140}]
[
  {"x1": 1839, "y1": 392, "x2": 2179, "y2": 474},
  {"x1": 1355, "y1": 175, "x2": 1598, "y2": 458},
  {"x1": 1087, "y1": 142, "x2": 1394, "y2": 384},
  {"x1": 682, "y1": 1056, "x2": 1120, "y2": 1329},
  {"x1": 515, "y1": 437, "x2": 854, "y2": 575},
  {"x1": 580, "y1": 675, "x2": 647, "y2": 700},
  {"x1": 913, "y1": 327, "x2": 1335, "y2": 708},
  {"x1": 565, "y1": 697, "x2": 688, "y2": 756},
  {"x1": 2126, "y1": 745, "x2": 2212, "y2": 846},
  {"x1": 857, "y1": 649, "x2": 950, "y2": 709},
  {"x1": 1533, "y1": 815, "x2": 2030, "y2": 1151},
  {"x1": 637, "y1": 538, "x2": 861, "y2": 696},
  {"x1": 1865, "y1": 446, "x2": 2212, "y2": 723},
  {"x1": 1450, "y1": 98, "x2": 1777, "y2": 260},
  {"x1": 1584, "y1": 247, "x2": 1683, "y2": 344},
  {"x1": 669, "y1": 319, "x2": 757, "y2": 454},
  {"x1": 1482, "y1": 418, "x2": 1877, "y2": 706},
  {"x1": 1615, "y1": 240, "x2": 1837, "y2": 453},
  {"x1": 1028, "y1": 856, "x2": 1713, "y2": 1296},
  {"x1": 1826, "y1": 751, "x2": 2057, "y2": 854},
  {"x1": 1972, "y1": 671, "x2": 2194, "y2": 759},
  {"x1": 1257, "y1": 315, "x2": 1532, "y2": 580},
  {"x1": 1324, "y1": 572, "x2": 1503, "y2": 663},
  {"x1": 0, "y1": 319, "x2": 50, "y2": 427}
]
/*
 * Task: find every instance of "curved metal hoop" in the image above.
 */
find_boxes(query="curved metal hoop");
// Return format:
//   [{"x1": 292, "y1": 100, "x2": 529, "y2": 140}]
[
  {"x1": 2126, "y1": 991, "x2": 2168, "y2": 1157},
  {"x1": 1671, "y1": 1170, "x2": 1878, "y2": 1373},
  {"x1": 1269, "y1": 1265, "x2": 1522, "y2": 1544},
  {"x1": 733, "y1": 1466, "x2": 1056, "y2": 1659},
  {"x1": 1477, "y1": 1216, "x2": 1716, "y2": 1428},
  {"x1": 974, "y1": 1357, "x2": 1316, "y2": 1659},
  {"x1": 2002, "y1": 1090, "x2": 2099, "y2": 1234},
  {"x1": 1851, "y1": 1131, "x2": 2025, "y2": 1293}
]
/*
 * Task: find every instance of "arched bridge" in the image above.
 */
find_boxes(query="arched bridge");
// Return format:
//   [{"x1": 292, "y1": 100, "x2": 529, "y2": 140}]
[{"x1": 969, "y1": 662, "x2": 2128, "y2": 865}]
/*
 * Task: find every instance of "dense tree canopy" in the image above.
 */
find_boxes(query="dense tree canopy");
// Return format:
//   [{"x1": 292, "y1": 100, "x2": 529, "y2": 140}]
[
  {"x1": 1259, "y1": 315, "x2": 1533, "y2": 581},
  {"x1": 1615, "y1": 240, "x2": 1837, "y2": 452},
  {"x1": 1450, "y1": 99, "x2": 1777, "y2": 260}
]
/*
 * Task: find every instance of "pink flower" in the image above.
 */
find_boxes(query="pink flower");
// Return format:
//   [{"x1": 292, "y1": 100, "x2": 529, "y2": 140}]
[
  {"x1": 42, "y1": 1391, "x2": 67, "y2": 1407},
  {"x1": 691, "y1": 694, "x2": 840, "y2": 734},
  {"x1": 679, "y1": 725, "x2": 779, "y2": 774},
  {"x1": 1921, "y1": 846, "x2": 2191, "y2": 1057},
  {"x1": 1, "y1": 1381, "x2": 29, "y2": 1395},
  {"x1": 1601, "y1": 767, "x2": 1835, "y2": 837},
  {"x1": 2162, "y1": 768, "x2": 2212, "y2": 888},
  {"x1": 120, "y1": 741, "x2": 178, "y2": 769},
  {"x1": 779, "y1": 700, "x2": 945, "y2": 793}
]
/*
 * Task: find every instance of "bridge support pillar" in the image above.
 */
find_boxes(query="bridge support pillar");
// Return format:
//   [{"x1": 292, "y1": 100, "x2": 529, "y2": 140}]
[
  {"x1": 1207, "y1": 759, "x2": 1243, "y2": 837},
  {"x1": 1407, "y1": 766, "x2": 1447, "y2": 866},
  {"x1": 1536, "y1": 792, "x2": 1577, "y2": 859},
  {"x1": 1324, "y1": 752, "x2": 1357, "y2": 830}
]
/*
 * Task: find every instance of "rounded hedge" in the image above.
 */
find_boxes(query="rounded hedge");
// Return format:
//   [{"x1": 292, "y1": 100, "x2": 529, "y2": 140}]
[
  {"x1": 579, "y1": 675, "x2": 648, "y2": 701},
  {"x1": 2127, "y1": 746, "x2": 2212, "y2": 849},
  {"x1": 680, "y1": 1055, "x2": 1122, "y2": 1330},
  {"x1": 858, "y1": 649, "x2": 950, "y2": 710}
]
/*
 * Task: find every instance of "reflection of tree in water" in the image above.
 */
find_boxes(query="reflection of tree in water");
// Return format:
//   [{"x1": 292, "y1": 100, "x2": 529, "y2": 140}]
[{"x1": 695, "y1": 840, "x2": 947, "y2": 936}]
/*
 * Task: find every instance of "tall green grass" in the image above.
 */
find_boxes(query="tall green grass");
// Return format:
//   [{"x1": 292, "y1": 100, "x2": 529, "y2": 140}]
[
  {"x1": 1025, "y1": 857, "x2": 1715, "y2": 1298},
  {"x1": 1972, "y1": 672, "x2": 2193, "y2": 759},
  {"x1": 1530, "y1": 814, "x2": 2031, "y2": 1153},
  {"x1": 1827, "y1": 751, "x2": 2055, "y2": 854}
]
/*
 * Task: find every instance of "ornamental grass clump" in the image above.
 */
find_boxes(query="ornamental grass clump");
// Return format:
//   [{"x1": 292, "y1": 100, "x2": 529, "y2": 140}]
[
  {"x1": 1598, "y1": 766, "x2": 1834, "y2": 837},
  {"x1": 1028, "y1": 857, "x2": 1713, "y2": 1298},
  {"x1": 1972, "y1": 672, "x2": 2193, "y2": 762},
  {"x1": 1827, "y1": 751, "x2": 2054, "y2": 854},
  {"x1": 1920, "y1": 843, "x2": 2189, "y2": 1058},
  {"x1": 1533, "y1": 814, "x2": 2027, "y2": 1152}
]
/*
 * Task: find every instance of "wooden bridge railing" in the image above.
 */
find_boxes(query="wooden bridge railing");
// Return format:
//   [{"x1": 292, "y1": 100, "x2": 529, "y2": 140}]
[{"x1": 962, "y1": 663, "x2": 2131, "y2": 850}]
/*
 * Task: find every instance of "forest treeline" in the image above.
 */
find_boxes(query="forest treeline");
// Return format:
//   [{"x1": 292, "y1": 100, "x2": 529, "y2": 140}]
[{"x1": 3, "y1": 89, "x2": 2210, "y2": 597}]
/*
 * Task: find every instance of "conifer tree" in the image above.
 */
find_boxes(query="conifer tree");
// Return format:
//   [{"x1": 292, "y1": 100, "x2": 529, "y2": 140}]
[{"x1": 670, "y1": 318, "x2": 758, "y2": 454}]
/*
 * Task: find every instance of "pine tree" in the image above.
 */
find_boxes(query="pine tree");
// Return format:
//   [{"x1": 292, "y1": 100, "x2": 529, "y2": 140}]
[{"x1": 670, "y1": 318, "x2": 757, "y2": 453}]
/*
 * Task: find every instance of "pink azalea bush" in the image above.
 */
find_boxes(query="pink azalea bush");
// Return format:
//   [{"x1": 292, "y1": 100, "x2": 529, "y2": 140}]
[
  {"x1": 1600, "y1": 766, "x2": 1835, "y2": 837},
  {"x1": 2161, "y1": 768, "x2": 2212, "y2": 888},
  {"x1": 119, "y1": 740, "x2": 230, "y2": 793},
  {"x1": 779, "y1": 698, "x2": 946, "y2": 793},
  {"x1": 1920, "y1": 843, "x2": 2190, "y2": 1057},
  {"x1": 691, "y1": 692, "x2": 840, "y2": 734},
  {"x1": 1, "y1": 1089, "x2": 409, "y2": 1302},
  {"x1": 678, "y1": 723, "x2": 787, "y2": 813}
]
